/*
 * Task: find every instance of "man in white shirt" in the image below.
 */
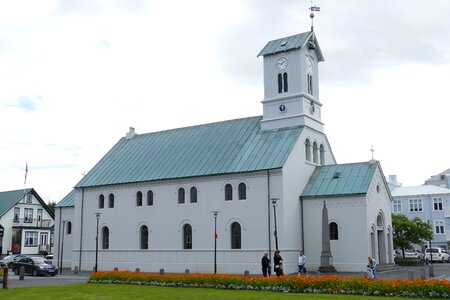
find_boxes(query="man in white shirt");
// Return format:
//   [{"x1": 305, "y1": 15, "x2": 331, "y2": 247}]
[{"x1": 297, "y1": 250, "x2": 307, "y2": 276}]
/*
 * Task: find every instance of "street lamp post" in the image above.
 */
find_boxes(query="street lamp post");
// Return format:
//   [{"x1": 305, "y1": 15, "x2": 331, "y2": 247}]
[
  {"x1": 212, "y1": 211, "x2": 220, "y2": 274},
  {"x1": 60, "y1": 220, "x2": 67, "y2": 274},
  {"x1": 94, "y1": 213, "x2": 101, "y2": 272},
  {"x1": 427, "y1": 220, "x2": 433, "y2": 265},
  {"x1": 271, "y1": 198, "x2": 280, "y2": 250}
]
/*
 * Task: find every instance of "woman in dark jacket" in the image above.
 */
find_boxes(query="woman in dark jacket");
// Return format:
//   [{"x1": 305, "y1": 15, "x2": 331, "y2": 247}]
[
  {"x1": 273, "y1": 249, "x2": 284, "y2": 276},
  {"x1": 261, "y1": 252, "x2": 270, "y2": 277}
]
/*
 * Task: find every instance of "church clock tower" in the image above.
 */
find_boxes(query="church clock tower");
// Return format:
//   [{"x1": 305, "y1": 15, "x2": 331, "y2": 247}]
[{"x1": 258, "y1": 31, "x2": 324, "y2": 131}]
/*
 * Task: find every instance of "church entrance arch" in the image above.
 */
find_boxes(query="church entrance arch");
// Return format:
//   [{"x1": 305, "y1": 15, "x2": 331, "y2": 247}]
[{"x1": 376, "y1": 213, "x2": 387, "y2": 263}]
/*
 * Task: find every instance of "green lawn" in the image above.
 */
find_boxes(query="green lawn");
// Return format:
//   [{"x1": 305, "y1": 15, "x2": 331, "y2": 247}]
[{"x1": 0, "y1": 283, "x2": 433, "y2": 299}]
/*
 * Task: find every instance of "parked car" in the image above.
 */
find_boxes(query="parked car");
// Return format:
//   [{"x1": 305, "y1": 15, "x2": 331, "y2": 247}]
[
  {"x1": 425, "y1": 248, "x2": 450, "y2": 263},
  {"x1": 45, "y1": 254, "x2": 53, "y2": 263},
  {"x1": 404, "y1": 249, "x2": 424, "y2": 260},
  {"x1": 0, "y1": 254, "x2": 28, "y2": 268},
  {"x1": 11, "y1": 257, "x2": 58, "y2": 276}
]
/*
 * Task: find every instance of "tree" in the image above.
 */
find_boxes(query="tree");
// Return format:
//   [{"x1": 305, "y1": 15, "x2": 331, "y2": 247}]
[
  {"x1": 47, "y1": 201, "x2": 56, "y2": 215},
  {"x1": 392, "y1": 214, "x2": 433, "y2": 258}
]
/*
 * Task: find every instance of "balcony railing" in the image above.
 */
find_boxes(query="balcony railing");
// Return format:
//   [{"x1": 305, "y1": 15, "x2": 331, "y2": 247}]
[{"x1": 12, "y1": 218, "x2": 53, "y2": 228}]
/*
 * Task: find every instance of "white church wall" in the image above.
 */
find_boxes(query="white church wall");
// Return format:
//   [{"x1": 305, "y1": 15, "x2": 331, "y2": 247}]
[
  {"x1": 303, "y1": 195, "x2": 369, "y2": 272},
  {"x1": 54, "y1": 206, "x2": 75, "y2": 269},
  {"x1": 71, "y1": 171, "x2": 284, "y2": 274}
]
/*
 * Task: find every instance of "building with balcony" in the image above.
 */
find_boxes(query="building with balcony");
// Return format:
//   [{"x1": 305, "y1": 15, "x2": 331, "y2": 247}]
[{"x1": 0, "y1": 188, "x2": 55, "y2": 256}]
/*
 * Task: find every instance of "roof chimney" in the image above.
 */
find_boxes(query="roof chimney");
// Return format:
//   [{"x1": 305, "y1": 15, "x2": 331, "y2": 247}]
[
  {"x1": 126, "y1": 127, "x2": 135, "y2": 139},
  {"x1": 388, "y1": 175, "x2": 398, "y2": 185}
]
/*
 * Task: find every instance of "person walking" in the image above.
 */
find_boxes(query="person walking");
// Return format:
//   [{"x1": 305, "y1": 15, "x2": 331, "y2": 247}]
[
  {"x1": 367, "y1": 256, "x2": 376, "y2": 279},
  {"x1": 261, "y1": 252, "x2": 270, "y2": 277},
  {"x1": 273, "y1": 249, "x2": 284, "y2": 276},
  {"x1": 297, "y1": 250, "x2": 307, "y2": 276}
]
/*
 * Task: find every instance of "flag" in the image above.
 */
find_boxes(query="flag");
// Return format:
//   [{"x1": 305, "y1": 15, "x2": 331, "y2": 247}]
[
  {"x1": 24, "y1": 161, "x2": 28, "y2": 185},
  {"x1": 310, "y1": 6, "x2": 320, "y2": 11}
]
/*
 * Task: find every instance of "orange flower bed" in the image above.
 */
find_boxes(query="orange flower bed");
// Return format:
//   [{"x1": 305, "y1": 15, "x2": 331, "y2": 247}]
[{"x1": 89, "y1": 270, "x2": 450, "y2": 298}]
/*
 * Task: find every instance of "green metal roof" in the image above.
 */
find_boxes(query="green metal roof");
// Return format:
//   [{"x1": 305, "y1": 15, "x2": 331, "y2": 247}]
[
  {"x1": 301, "y1": 161, "x2": 380, "y2": 197},
  {"x1": 0, "y1": 188, "x2": 32, "y2": 217},
  {"x1": 257, "y1": 31, "x2": 324, "y2": 61},
  {"x1": 56, "y1": 189, "x2": 75, "y2": 207},
  {"x1": 76, "y1": 116, "x2": 303, "y2": 188}
]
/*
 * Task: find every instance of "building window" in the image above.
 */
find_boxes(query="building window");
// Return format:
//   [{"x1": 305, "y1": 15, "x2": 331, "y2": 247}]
[
  {"x1": 67, "y1": 221, "x2": 72, "y2": 235},
  {"x1": 435, "y1": 220, "x2": 445, "y2": 234},
  {"x1": 24, "y1": 208, "x2": 33, "y2": 223},
  {"x1": 183, "y1": 224, "x2": 192, "y2": 249},
  {"x1": 225, "y1": 184, "x2": 233, "y2": 201},
  {"x1": 307, "y1": 74, "x2": 313, "y2": 94},
  {"x1": 26, "y1": 194, "x2": 32, "y2": 203},
  {"x1": 392, "y1": 199, "x2": 402, "y2": 213},
  {"x1": 190, "y1": 187, "x2": 197, "y2": 203},
  {"x1": 14, "y1": 207, "x2": 20, "y2": 222},
  {"x1": 320, "y1": 144, "x2": 325, "y2": 165},
  {"x1": 329, "y1": 222, "x2": 339, "y2": 240},
  {"x1": 99, "y1": 194, "x2": 105, "y2": 209},
  {"x1": 108, "y1": 193, "x2": 115, "y2": 208},
  {"x1": 408, "y1": 199, "x2": 423, "y2": 212},
  {"x1": 305, "y1": 139, "x2": 311, "y2": 162},
  {"x1": 313, "y1": 141, "x2": 319, "y2": 164},
  {"x1": 238, "y1": 183, "x2": 246, "y2": 200},
  {"x1": 136, "y1": 191, "x2": 143, "y2": 207},
  {"x1": 231, "y1": 222, "x2": 241, "y2": 249},
  {"x1": 433, "y1": 198, "x2": 443, "y2": 211},
  {"x1": 178, "y1": 187, "x2": 185, "y2": 204},
  {"x1": 102, "y1": 227, "x2": 110, "y2": 249},
  {"x1": 140, "y1": 225, "x2": 149, "y2": 249},
  {"x1": 277, "y1": 73, "x2": 288, "y2": 93},
  {"x1": 25, "y1": 231, "x2": 38, "y2": 246},
  {"x1": 147, "y1": 190, "x2": 154, "y2": 206}
]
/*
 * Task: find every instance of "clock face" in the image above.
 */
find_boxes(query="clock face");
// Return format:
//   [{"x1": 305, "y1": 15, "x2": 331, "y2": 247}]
[{"x1": 276, "y1": 57, "x2": 288, "y2": 70}]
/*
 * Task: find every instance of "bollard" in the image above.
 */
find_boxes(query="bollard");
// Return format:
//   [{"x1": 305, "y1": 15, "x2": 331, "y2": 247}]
[
  {"x1": 135, "y1": 268, "x2": 140, "y2": 273},
  {"x1": 114, "y1": 267, "x2": 118, "y2": 271},
  {"x1": 2, "y1": 267, "x2": 8, "y2": 289},
  {"x1": 244, "y1": 270, "x2": 250, "y2": 276},
  {"x1": 19, "y1": 266, "x2": 25, "y2": 280},
  {"x1": 420, "y1": 268, "x2": 426, "y2": 279},
  {"x1": 185, "y1": 269, "x2": 190, "y2": 274},
  {"x1": 74, "y1": 266, "x2": 79, "y2": 275},
  {"x1": 407, "y1": 269, "x2": 414, "y2": 280},
  {"x1": 159, "y1": 268, "x2": 164, "y2": 275},
  {"x1": 429, "y1": 265, "x2": 434, "y2": 277}
]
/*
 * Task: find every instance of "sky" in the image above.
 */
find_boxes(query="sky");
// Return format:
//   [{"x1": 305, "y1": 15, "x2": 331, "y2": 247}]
[{"x1": 1, "y1": 0, "x2": 450, "y2": 203}]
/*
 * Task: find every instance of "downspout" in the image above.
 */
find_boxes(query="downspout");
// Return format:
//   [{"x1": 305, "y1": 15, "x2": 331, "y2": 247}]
[
  {"x1": 267, "y1": 170, "x2": 272, "y2": 275},
  {"x1": 78, "y1": 188, "x2": 84, "y2": 271},
  {"x1": 300, "y1": 196, "x2": 305, "y2": 251}
]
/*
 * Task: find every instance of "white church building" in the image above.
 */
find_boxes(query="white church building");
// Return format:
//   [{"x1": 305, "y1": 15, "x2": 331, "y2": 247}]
[{"x1": 54, "y1": 30, "x2": 394, "y2": 274}]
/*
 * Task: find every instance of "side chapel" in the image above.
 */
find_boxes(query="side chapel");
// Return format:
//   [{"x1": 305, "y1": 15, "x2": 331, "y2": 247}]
[{"x1": 54, "y1": 28, "x2": 394, "y2": 273}]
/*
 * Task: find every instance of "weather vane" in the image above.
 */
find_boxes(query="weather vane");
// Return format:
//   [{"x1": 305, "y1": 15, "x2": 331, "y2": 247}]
[{"x1": 309, "y1": 0, "x2": 321, "y2": 32}]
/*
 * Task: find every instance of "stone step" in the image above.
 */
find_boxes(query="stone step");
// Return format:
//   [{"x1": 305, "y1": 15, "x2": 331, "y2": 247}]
[{"x1": 376, "y1": 263, "x2": 402, "y2": 272}]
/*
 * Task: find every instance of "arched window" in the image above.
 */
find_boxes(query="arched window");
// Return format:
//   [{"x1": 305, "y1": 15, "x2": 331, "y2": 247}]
[
  {"x1": 178, "y1": 188, "x2": 185, "y2": 204},
  {"x1": 283, "y1": 72, "x2": 288, "y2": 92},
  {"x1": 313, "y1": 142, "x2": 319, "y2": 164},
  {"x1": 225, "y1": 184, "x2": 233, "y2": 201},
  {"x1": 108, "y1": 193, "x2": 114, "y2": 208},
  {"x1": 183, "y1": 224, "x2": 192, "y2": 249},
  {"x1": 307, "y1": 74, "x2": 313, "y2": 94},
  {"x1": 320, "y1": 144, "x2": 325, "y2": 165},
  {"x1": 102, "y1": 227, "x2": 110, "y2": 249},
  {"x1": 140, "y1": 225, "x2": 149, "y2": 249},
  {"x1": 231, "y1": 222, "x2": 241, "y2": 249},
  {"x1": 329, "y1": 222, "x2": 338, "y2": 240},
  {"x1": 305, "y1": 139, "x2": 311, "y2": 162},
  {"x1": 147, "y1": 190, "x2": 154, "y2": 206},
  {"x1": 99, "y1": 194, "x2": 104, "y2": 209},
  {"x1": 278, "y1": 73, "x2": 283, "y2": 93},
  {"x1": 238, "y1": 183, "x2": 246, "y2": 200},
  {"x1": 136, "y1": 191, "x2": 143, "y2": 207},
  {"x1": 66, "y1": 221, "x2": 72, "y2": 235},
  {"x1": 190, "y1": 187, "x2": 197, "y2": 203}
]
